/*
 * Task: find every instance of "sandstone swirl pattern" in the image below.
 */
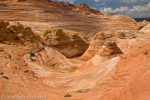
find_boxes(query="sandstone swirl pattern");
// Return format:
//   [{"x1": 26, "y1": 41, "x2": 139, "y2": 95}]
[
  {"x1": 0, "y1": 0, "x2": 150, "y2": 99},
  {"x1": 39, "y1": 27, "x2": 88, "y2": 58},
  {"x1": 80, "y1": 29, "x2": 125, "y2": 61}
]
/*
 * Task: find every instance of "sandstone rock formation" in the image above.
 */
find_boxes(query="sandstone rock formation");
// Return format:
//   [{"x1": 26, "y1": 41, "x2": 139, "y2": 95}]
[
  {"x1": 0, "y1": 0, "x2": 150, "y2": 100},
  {"x1": 23, "y1": 46, "x2": 77, "y2": 73},
  {"x1": 138, "y1": 20, "x2": 149, "y2": 28},
  {"x1": 64, "y1": 2, "x2": 75, "y2": 8},
  {"x1": 80, "y1": 29, "x2": 125, "y2": 61},
  {"x1": 140, "y1": 23, "x2": 150, "y2": 33},
  {"x1": 0, "y1": 0, "x2": 140, "y2": 34},
  {"x1": 104, "y1": 13, "x2": 116, "y2": 16},
  {"x1": 1, "y1": 37, "x2": 150, "y2": 99},
  {"x1": 113, "y1": 31, "x2": 125, "y2": 38},
  {"x1": 39, "y1": 27, "x2": 88, "y2": 58},
  {"x1": 93, "y1": 43, "x2": 150, "y2": 100},
  {"x1": 117, "y1": 37, "x2": 150, "y2": 54},
  {"x1": 0, "y1": 19, "x2": 41, "y2": 45},
  {"x1": 0, "y1": 19, "x2": 76, "y2": 72},
  {"x1": 92, "y1": 41, "x2": 123, "y2": 65},
  {"x1": 72, "y1": 3, "x2": 103, "y2": 15},
  {"x1": 137, "y1": 23, "x2": 150, "y2": 38}
]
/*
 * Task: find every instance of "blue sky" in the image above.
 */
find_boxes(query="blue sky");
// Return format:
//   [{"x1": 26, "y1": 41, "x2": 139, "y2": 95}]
[{"x1": 51, "y1": 0, "x2": 150, "y2": 18}]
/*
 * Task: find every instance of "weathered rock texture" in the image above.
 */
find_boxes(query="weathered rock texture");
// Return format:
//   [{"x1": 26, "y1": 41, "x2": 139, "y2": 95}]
[
  {"x1": 39, "y1": 27, "x2": 88, "y2": 58},
  {"x1": 1, "y1": 40, "x2": 150, "y2": 100},
  {"x1": 80, "y1": 29, "x2": 126, "y2": 61},
  {"x1": 0, "y1": 0, "x2": 141, "y2": 36},
  {"x1": 92, "y1": 41, "x2": 123, "y2": 65},
  {"x1": 0, "y1": 19, "x2": 75, "y2": 72},
  {"x1": 0, "y1": 1, "x2": 150, "y2": 100},
  {"x1": 138, "y1": 20, "x2": 149, "y2": 28},
  {"x1": 140, "y1": 23, "x2": 150, "y2": 33},
  {"x1": 104, "y1": 13, "x2": 116, "y2": 16},
  {"x1": 0, "y1": 19, "x2": 41, "y2": 45},
  {"x1": 117, "y1": 37, "x2": 150, "y2": 54},
  {"x1": 72, "y1": 3, "x2": 103, "y2": 15},
  {"x1": 0, "y1": 20, "x2": 80, "y2": 100},
  {"x1": 134, "y1": 23, "x2": 150, "y2": 39}
]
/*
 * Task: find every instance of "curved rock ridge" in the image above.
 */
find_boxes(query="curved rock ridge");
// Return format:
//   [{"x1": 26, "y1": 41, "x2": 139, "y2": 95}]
[
  {"x1": 56, "y1": 2, "x2": 103, "y2": 15},
  {"x1": 23, "y1": 46, "x2": 77, "y2": 73},
  {"x1": 93, "y1": 43, "x2": 150, "y2": 100},
  {"x1": 75, "y1": 41, "x2": 150, "y2": 100},
  {"x1": 39, "y1": 27, "x2": 89, "y2": 58},
  {"x1": 64, "y1": 2, "x2": 75, "y2": 8},
  {"x1": 72, "y1": 3, "x2": 103, "y2": 15},
  {"x1": 137, "y1": 23, "x2": 150, "y2": 38},
  {"x1": 0, "y1": 19, "x2": 150, "y2": 100},
  {"x1": 138, "y1": 20, "x2": 149, "y2": 28},
  {"x1": 1, "y1": 40, "x2": 150, "y2": 100},
  {"x1": 0, "y1": 0, "x2": 141, "y2": 34},
  {"x1": 0, "y1": 19, "x2": 76, "y2": 72},
  {"x1": 117, "y1": 37, "x2": 150, "y2": 54},
  {"x1": 0, "y1": 42, "x2": 77, "y2": 99},
  {"x1": 46, "y1": 2, "x2": 103, "y2": 15},
  {"x1": 113, "y1": 31, "x2": 125, "y2": 38},
  {"x1": 80, "y1": 29, "x2": 126, "y2": 61},
  {"x1": 140, "y1": 23, "x2": 150, "y2": 33},
  {"x1": 1, "y1": 0, "x2": 102, "y2": 15},
  {"x1": 92, "y1": 41, "x2": 123, "y2": 65},
  {"x1": 80, "y1": 29, "x2": 114, "y2": 61},
  {"x1": 104, "y1": 13, "x2": 116, "y2": 16}
]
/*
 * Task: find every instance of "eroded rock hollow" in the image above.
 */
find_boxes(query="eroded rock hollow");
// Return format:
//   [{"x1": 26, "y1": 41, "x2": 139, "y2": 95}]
[{"x1": 0, "y1": 0, "x2": 150, "y2": 100}]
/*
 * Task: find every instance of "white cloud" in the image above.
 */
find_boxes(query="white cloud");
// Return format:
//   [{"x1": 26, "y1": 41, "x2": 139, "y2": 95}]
[
  {"x1": 100, "y1": 2, "x2": 150, "y2": 17},
  {"x1": 121, "y1": 0, "x2": 149, "y2": 3},
  {"x1": 101, "y1": 3, "x2": 106, "y2": 5},
  {"x1": 94, "y1": 0, "x2": 101, "y2": 2},
  {"x1": 59, "y1": 0, "x2": 76, "y2": 4},
  {"x1": 96, "y1": 3, "x2": 106, "y2": 6},
  {"x1": 114, "y1": 6, "x2": 129, "y2": 12},
  {"x1": 121, "y1": 0, "x2": 138, "y2": 3},
  {"x1": 94, "y1": 0, "x2": 149, "y2": 3},
  {"x1": 100, "y1": 7, "x2": 113, "y2": 13}
]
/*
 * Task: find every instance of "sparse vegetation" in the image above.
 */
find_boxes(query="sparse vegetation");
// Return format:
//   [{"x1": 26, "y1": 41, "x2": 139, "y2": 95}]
[
  {"x1": 77, "y1": 90, "x2": 83, "y2": 93},
  {"x1": 64, "y1": 93, "x2": 71, "y2": 97},
  {"x1": 144, "y1": 52, "x2": 148, "y2": 55},
  {"x1": 10, "y1": 29, "x2": 14, "y2": 33},
  {"x1": 3, "y1": 76, "x2": 9, "y2": 80},
  {"x1": 14, "y1": 36, "x2": 19, "y2": 40},
  {"x1": 30, "y1": 52, "x2": 35, "y2": 57},
  {"x1": 0, "y1": 73, "x2": 4, "y2": 75}
]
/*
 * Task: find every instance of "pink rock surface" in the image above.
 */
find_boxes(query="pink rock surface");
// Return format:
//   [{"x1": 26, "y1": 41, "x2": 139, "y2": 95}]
[{"x1": 0, "y1": 1, "x2": 149, "y2": 100}]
